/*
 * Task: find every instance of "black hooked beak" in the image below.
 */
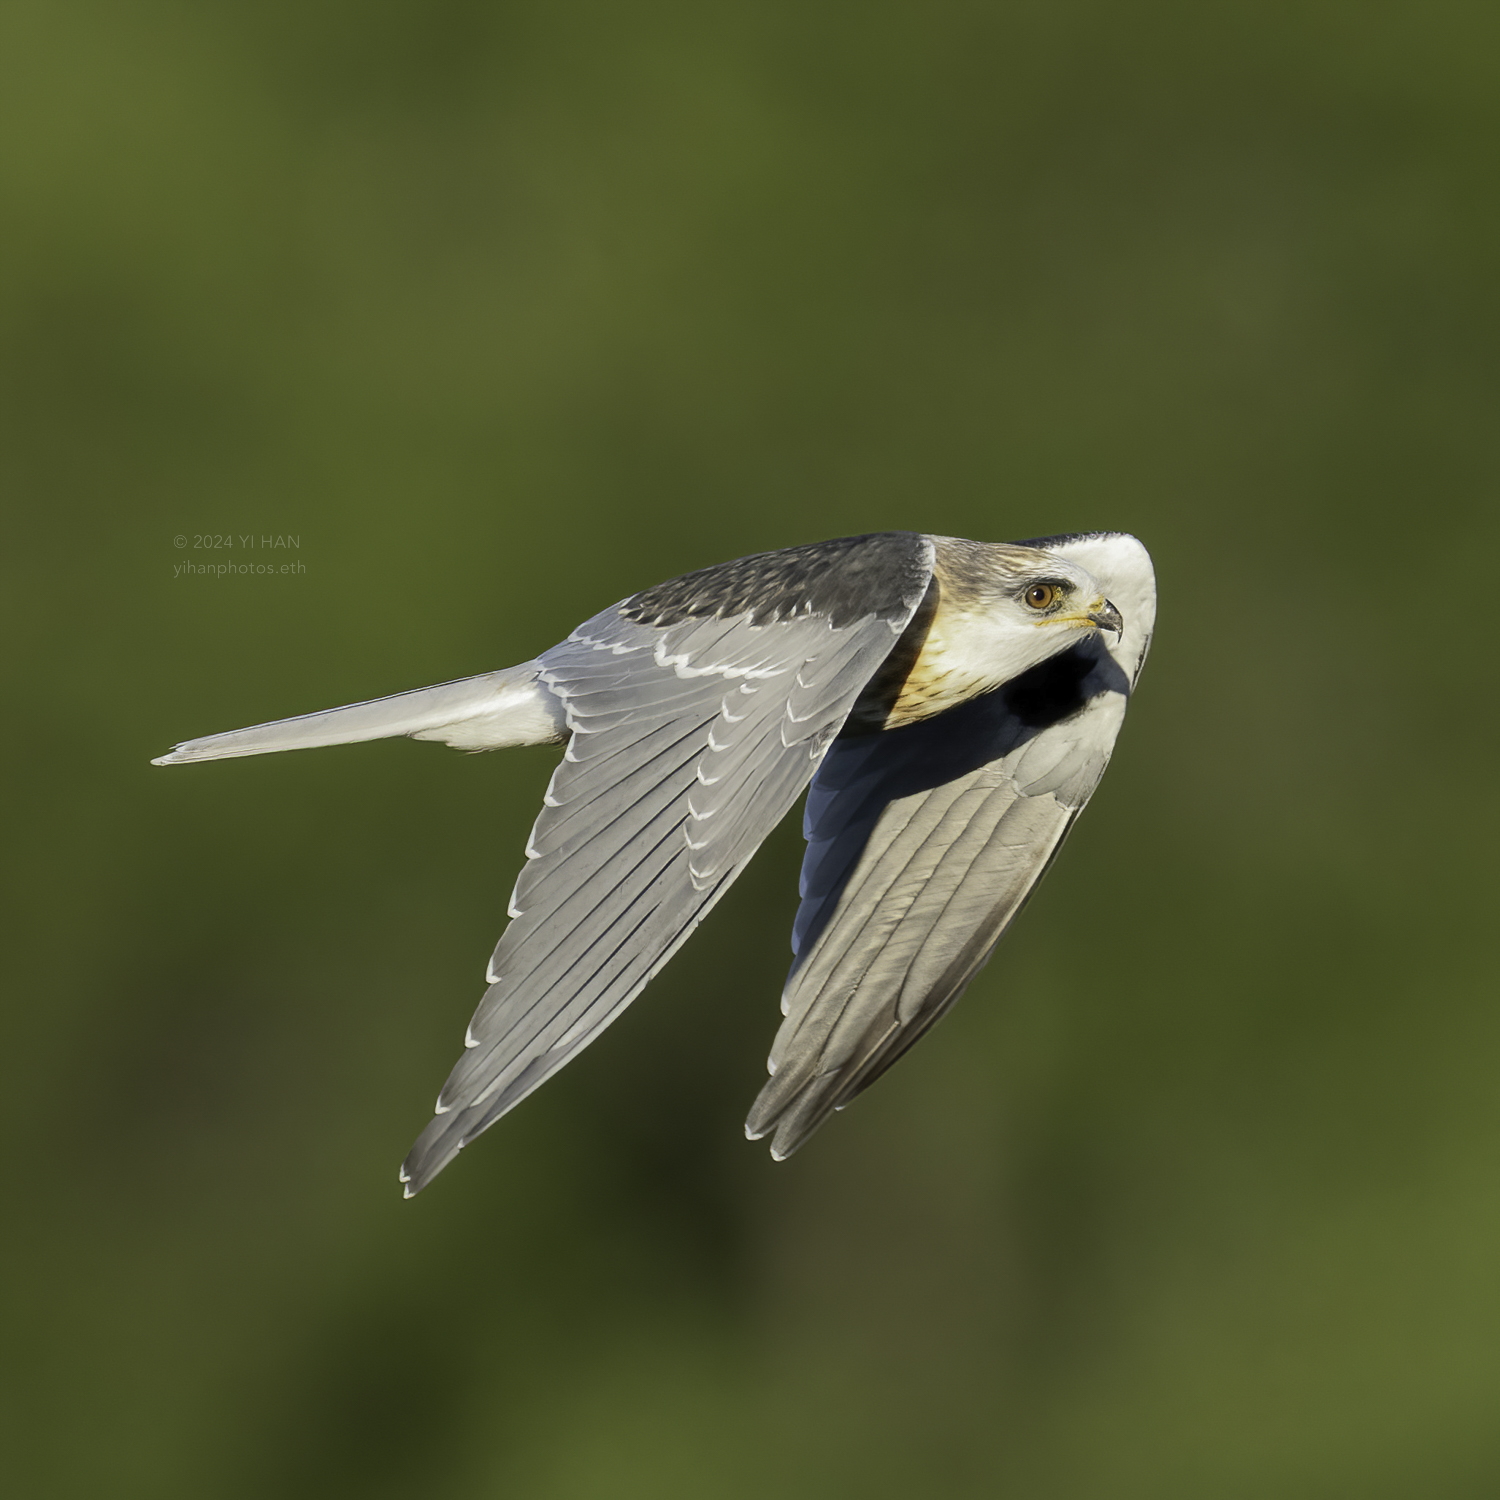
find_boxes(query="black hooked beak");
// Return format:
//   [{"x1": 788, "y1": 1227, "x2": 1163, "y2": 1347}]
[{"x1": 1086, "y1": 599, "x2": 1124, "y2": 636}]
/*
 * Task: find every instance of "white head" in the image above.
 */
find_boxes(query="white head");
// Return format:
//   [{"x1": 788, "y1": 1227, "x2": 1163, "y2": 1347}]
[
  {"x1": 1019, "y1": 531, "x2": 1157, "y2": 687},
  {"x1": 932, "y1": 536, "x2": 1130, "y2": 685}
]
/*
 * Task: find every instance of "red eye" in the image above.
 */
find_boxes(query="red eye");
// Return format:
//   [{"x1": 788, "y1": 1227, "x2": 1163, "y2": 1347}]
[{"x1": 1024, "y1": 583, "x2": 1058, "y2": 610}]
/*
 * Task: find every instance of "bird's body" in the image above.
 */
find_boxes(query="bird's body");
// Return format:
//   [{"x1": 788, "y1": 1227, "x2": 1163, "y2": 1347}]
[{"x1": 154, "y1": 531, "x2": 1156, "y2": 1193}]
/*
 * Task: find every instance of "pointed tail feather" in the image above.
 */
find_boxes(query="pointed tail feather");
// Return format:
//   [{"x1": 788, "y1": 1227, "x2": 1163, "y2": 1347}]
[{"x1": 151, "y1": 663, "x2": 567, "y2": 765}]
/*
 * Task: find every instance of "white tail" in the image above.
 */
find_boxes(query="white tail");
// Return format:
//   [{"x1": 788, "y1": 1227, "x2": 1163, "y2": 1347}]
[{"x1": 152, "y1": 662, "x2": 568, "y2": 765}]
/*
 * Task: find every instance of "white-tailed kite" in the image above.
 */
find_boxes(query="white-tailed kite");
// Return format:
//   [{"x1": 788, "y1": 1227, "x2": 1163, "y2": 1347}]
[{"x1": 154, "y1": 531, "x2": 1156, "y2": 1194}]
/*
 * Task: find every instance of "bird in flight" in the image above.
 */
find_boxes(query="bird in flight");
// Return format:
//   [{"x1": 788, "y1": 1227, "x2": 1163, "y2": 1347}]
[{"x1": 154, "y1": 531, "x2": 1156, "y2": 1194}]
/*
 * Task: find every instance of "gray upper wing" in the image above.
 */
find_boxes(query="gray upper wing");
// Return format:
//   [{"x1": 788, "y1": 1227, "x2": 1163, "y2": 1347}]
[
  {"x1": 745, "y1": 636, "x2": 1133, "y2": 1159},
  {"x1": 401, "y1": 533, "x2": 934, "y2": 1193}
]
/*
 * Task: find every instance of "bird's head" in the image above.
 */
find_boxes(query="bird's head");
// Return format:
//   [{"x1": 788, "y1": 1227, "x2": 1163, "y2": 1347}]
[{"x1": 931, "y1": 538, "x2": 1125, "y2": 684}]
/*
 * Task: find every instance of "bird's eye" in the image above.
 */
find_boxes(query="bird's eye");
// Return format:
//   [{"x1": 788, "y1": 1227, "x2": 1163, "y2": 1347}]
[{"x1": 1024, "y1": 583, "x2": 1059, "y2": 610}]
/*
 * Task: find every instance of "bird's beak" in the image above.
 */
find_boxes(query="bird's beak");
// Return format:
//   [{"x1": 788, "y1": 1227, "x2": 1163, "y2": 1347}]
[{"x1": 1085, "y1": 598, "x2": 1124, "y2": 636}]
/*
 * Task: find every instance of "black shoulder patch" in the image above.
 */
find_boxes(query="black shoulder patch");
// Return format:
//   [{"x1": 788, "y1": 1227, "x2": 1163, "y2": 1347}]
[
  {"x1": 1001, "y1": 640, "x2": 1101, "y2": 728},
  {"x1": 621, "y1": 533, "x2": 931, "y2": 629}
]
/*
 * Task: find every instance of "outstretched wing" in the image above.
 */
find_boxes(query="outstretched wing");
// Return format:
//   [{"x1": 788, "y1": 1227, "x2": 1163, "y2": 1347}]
[
  {"x1": 401, "y1": 533, "x2": 934, "y2": 1193},
  {"x1": 746, "y1": 532, "x2": 1156, "y2": 1158}
]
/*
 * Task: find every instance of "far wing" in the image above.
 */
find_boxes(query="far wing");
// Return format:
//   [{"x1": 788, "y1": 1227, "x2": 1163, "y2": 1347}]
[
  {"x1": 745, "y1": 637, "x2": 1132, "y2": 1158},
  {"x1": 401, "y1": 534, "x2": 933, "y2": 1193}
]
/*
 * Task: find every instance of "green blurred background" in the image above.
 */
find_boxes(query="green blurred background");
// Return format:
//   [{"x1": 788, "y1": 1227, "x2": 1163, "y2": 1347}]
[{"x1": 3, "y1": 1, "x2": 1498, "y2": 1495}]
